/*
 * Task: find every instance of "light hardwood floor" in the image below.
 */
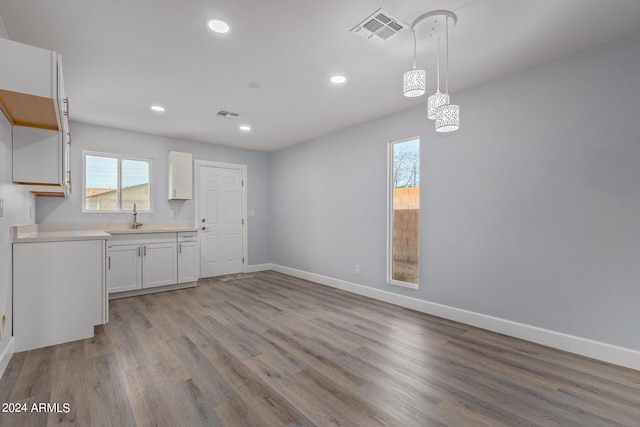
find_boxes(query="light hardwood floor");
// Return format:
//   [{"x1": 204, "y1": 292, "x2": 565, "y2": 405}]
[{"x1": 1, "y1": 271, "x2": 639, "y2": 426}]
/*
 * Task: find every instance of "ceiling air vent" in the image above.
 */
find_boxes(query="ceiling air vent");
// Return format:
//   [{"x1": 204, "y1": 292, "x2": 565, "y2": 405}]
[
  {"x1": 351, "y1": 8, "x2": 407, "y2": 42},
  {"x1": 216, "y1": 110, "x2": 239, "y2": 120}
]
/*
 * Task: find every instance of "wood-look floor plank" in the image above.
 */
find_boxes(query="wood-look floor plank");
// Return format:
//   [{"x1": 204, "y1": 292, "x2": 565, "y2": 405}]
[
  {"x1": 201, "y1": 344, "x2": 301, "y2": 426},
  {"x1": 0, "y1": 351, "x2": 25, "y2": 404},
  {"x1": 165, "y1": 335, "x2": 238, "y2": 407},
  {"x1": 167, "y1": 378, "x2": 224, "y2": 426},
  {"x1": 8, "y1": 345, "x2": 56, "y2": 401},
  {"x1": 1, "y1": 270, "x2": 639, "y2": 426},
  {"x1": 228, "y1": 322, "x2": 310, "y2": 374},
  {"x1": 121, "y1": 364, "x2": 182, "y2": 427},
  {"x1": 47, "y1": 340, "x2": 91, "y2": 426},
  {"x1": 81, "y1": 352, "x2": 137, "y2": 427},
  {"x1": 264, "y1": 329, "x2": 367, "y2": 390},
  {"x1": 246, "y1": 354, "x2": 358, "y2": 426}
]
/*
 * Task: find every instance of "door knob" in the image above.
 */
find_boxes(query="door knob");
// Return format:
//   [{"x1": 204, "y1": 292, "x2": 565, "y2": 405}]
[
  {"x1": 201, "y1": 218, "x2": 206, "y2": 223},
  {"x1": 201, "y1": 226, "x2": 207, "y2": 230}
]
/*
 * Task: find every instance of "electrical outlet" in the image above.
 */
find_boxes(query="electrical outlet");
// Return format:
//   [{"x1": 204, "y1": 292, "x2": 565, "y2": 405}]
[{"x1": 355, "y1": 264, "x2": 361, "y2": 275}]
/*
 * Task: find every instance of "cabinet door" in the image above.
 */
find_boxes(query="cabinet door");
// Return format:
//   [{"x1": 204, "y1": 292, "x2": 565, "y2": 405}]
[
  {"x1": 12, "y1": 126, "x2": 62, "y2": 185},
  {"x1": 0, "y1": 38, "x2": 56, "y2": 99},
  {"x1": 107, "y1": 244, "x2": 142, "y2": 293},
  {"x1": 0, "y1": 39, "x2": 60, "y2": 132},
  {"x1": 178, "y1": 241, "x2": 199, "y2": 283},
  {"x1": 59, "y1": 59, "x2": 71, "y2": 194},
  {"x1": 13, "y1": 240, "x2": 106, "y2": 352},
  {"x1": 143, "y1": 242, "x2": 177, "y2": 288},
  {"x1": 64, "y1": 130, "x2": 71, "y2": 193},
  {"x1": 168, "y1": 151, "x2": 192, "y2": 200}
]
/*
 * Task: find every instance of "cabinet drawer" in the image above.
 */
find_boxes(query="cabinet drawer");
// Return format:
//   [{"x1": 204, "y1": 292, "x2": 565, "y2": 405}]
[
  {"x1": 109, "y1": 232, "x2": 176, "y2": 245},
  {"x1": 178, "y1": 231, "x2": 198, "y2": 242}
]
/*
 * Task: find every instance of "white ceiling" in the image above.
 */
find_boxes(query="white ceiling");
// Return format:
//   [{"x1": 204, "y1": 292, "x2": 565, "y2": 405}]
[{"x1": 1, "y1": 1, "x2": 639, "y2": 152}]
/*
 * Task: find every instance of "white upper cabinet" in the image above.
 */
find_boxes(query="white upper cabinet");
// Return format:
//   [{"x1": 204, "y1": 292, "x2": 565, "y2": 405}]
[
  {"x1": 0, "y1": 38, "x2": 63, "y2": 130},
  {"x1": 11, "y1": 123, "x2": 70, "y2": 196},
  {"x1": 12, "y1": 126, "x2": 63, "y2": 185},
  {"x1": 0, "y1": 38, "x2": 71, "y2": 196},
  {"x1": 168, "y1": 151, "x2": 192, "y2": 200}
]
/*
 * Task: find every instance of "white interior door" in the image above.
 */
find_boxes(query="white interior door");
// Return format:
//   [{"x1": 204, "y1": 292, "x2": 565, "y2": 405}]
[{"x1": 199, "y1": 165, "x2": 244, "y2": 278}]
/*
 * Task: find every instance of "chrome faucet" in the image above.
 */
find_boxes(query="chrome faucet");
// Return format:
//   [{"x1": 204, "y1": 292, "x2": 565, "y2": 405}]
[{"x1": 132, "y1": 203, "x2": 143, "y2": 229}]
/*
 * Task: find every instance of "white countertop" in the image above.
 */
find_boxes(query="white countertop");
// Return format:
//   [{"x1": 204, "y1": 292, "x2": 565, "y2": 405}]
[
  {"x1": 13, "y1": 229, "x2": 113, "y2": 243},
  {"x1": 12, "y1": 222, "x2": 199, "y2": 243},
  {"x1": 107, "y1": 227, "x2": 198, "y2": 235}
]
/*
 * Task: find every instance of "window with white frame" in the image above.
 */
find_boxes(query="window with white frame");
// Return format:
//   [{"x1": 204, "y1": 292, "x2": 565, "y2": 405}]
[
  {"x1": 83, "y1": 152, "x2": 152, "y2": 212},
  {"x1": 388, "y1": 137, "x2": 420, "y2": 287}
]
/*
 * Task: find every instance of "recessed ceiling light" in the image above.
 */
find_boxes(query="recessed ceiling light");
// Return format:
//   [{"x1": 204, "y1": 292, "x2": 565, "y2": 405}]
[
  {"x1": 150, "y1": 105, "x2": 165, "y2": 112},
  {"x1": 239, "y1": 125, "x2": 251, "y2": 132},
  {"x1": 207, "y1": 19, "x2": 230, "y2": 34},
  {"x1": 330, "y1": 75, "x2": 347, "y2": 84}
]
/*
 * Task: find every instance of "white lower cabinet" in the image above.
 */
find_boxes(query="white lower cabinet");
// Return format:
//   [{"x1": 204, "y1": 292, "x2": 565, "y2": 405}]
[
  {"x1": 13, "y1": 239, "x2": 108, "y2": 352},
  {"x1": 108, "y1": 232, "x2": 196, "y2": 295},
  {"x1": 107, "y1": 244, "x2": 142, "y2": 293},
  {"x1": 178, "y1": 232, "x2": 199, "y2": 283},
  {"x1": 143, "y1": 242, "x2": 178, "y2": 288}
]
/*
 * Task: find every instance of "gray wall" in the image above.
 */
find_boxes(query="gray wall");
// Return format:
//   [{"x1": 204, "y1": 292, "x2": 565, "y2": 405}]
[
  {"x1": 0, "y1": 15, "x2": 7, "y2": 39},
  {"x1": 0, "y1": 111, "x2": 34, "y2": 359},
  {"x1": 37, "y1": 122, "x2": 271, "y2": 265},
  {"x1": 269, "y1": 34, "x2": 640, "y2": 351}
]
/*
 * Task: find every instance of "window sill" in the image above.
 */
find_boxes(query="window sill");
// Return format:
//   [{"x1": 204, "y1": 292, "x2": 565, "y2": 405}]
[{"x1": 387, "y1": 279, "x2": 419, "y2": 290}]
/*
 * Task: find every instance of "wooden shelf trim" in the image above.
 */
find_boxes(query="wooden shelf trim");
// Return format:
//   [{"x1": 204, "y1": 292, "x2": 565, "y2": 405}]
[{"x1": 0, "y1": 89, "x2": 59, "y2": 131}]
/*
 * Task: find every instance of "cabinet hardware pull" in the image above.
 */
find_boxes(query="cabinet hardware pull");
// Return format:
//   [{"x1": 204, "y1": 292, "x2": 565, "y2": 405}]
[
  {"x1": 108, "y1": 256, "x2": 111, "y2": 270},
  {"x1": 182, "y1": 235, "x2": 193, "y2": 238},
  {"x1": 179, "y1": 244, "x2": 182, "y2": 254},
  {"x1": 138, "y1": 247, "x2": 141, "y2": 257},
  {"x1": 144, "y1": 246, "x2": 147, "y2": 256}
]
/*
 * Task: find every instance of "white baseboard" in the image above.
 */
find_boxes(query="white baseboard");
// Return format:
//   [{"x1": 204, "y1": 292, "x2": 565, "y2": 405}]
[
  {"x1": 109, "y1": 281, "x2": 196, "y2": 300},
  {"x1": 0, "y1": 337, "x2": 15, "y2": 380},
  {"x1": 270, "y1": 264, "x2": 640, "y2": 372},
  {"x1": 245, "y1": 263, "x2": 272, "y2": 273}
]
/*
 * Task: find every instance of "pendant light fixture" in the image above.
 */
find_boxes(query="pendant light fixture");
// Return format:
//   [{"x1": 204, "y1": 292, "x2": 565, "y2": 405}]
[
  {"x1": 404, "y1": 10, "x2": 460, "y2": 132},
  {"x1": 435, "y1": 15, "x2": 460, "y2": 132},
  {"x1": 427, "y1": 37, "x2": 449, "y2": 119},
  {"x1": 403, "y1": 29, "x2": 426, "y2": 97}
]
